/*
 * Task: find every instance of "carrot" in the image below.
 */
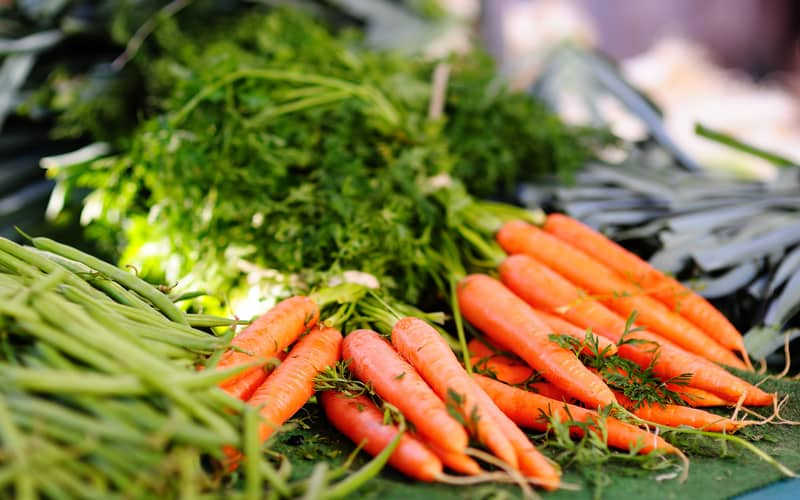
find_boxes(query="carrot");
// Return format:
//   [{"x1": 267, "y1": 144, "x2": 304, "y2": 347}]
[
  {"x1": 391, "y1": 317, "x2": 519, "y2": 469},
  {"x1": 457, "y1": 274, "x2": 616, "y2": 409},
  {"x1": 533, "y1": 310, "x2": 617, "y2": 357},
  {"x1": 475, "y1": 375, "x2": 678, "y2": 455},
  {"x1": 497, "y1": 220, "x2": 746, "y2": 370},
  {"x1": 246, "y1": 326, "x2": 342, "y2": 443},
  {"x1": 218, "y1": 296, "x2": 319, "y2": 399},
  {"x1": 672, "y1": 385, "x2": 728, "y2": 408},
  {"x1": 217, "y1": 351, "x2": 287, "y2": 402},
  {"x1": 543, "y1": 213, "x2": 749, "y2": 363},
  {"x1": 498, "y1": 254, "x2": 774, "y2": 407},
  {"x1": 425, "y1": 441, "x2": 483, "y2": 476},
  {"x1": 468, "y1": 339, "x2": 539, "y2": 386},
  {"x1": 320, "y1": 391, "x2": 443, "y2": 482},
  {"x1": 615, "y1": 393, "x2": 741, "y2": 433},
  {"x1": 343, "y1": 329, "x2": 469, "y2": 454},
  {"x1": 471, "y1": 382, "x2": 561, "y2": 489}
]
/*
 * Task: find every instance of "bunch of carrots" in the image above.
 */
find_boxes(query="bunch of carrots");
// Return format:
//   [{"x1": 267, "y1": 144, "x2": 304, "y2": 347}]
[{"x1": 213, "y1": 213, "x2": 788, "y2": 493}]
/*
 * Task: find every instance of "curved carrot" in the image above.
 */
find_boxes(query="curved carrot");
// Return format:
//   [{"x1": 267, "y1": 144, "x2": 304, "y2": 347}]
[
  {"x1": 425, "y1": 441, "x2": 483, "y2": 476},
  {"x1": 475, "y1": 375, "x2": 678, "y2": 455},
  {"x1": 497, "y1": 220, "x2": 746, "y2": 370},
  {"x1": 457, "y1": 274, "x2": 616, "y2": 409},
  {"x1": 247, "y1": 326, "x2": 342, "y2": 443},
  {"x1": 343, "y1": 329, "x2": 469, "y2": 454},
  {"x1": 498, "y1": 254, "x2": 774, "y2": 407},
  {"x1": 615, "y1": 393, "x2": 741, "y2": 433},
  {"x1": 543, "y1": 213, "x2": 749, "y2": 363},
  {"x1": 321, "y1": 391, "x2": 443, "y2": 482},
  {"x1": 391, "y1": 317, "x2": 519, "y2": 469},
  {"x1": 218, "y1": 296, "x2": 319, "y2": 399}
]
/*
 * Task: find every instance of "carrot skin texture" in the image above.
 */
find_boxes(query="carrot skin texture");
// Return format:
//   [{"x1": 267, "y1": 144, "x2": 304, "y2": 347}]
[
  {"x1": 670, "y1": 385, "x2": 729, "y2": 407},
  {"x1": 497, "y1": 220, "x2": 746, "y2": 369},
  {"x1": 543, "y1": 213, "x2": 747, "y2": 357},
  {"x1": 391, "y1": 317, "x2": 519, "y2": 469},
  {"x1": 247, "y1": 326, "x2": 342, "y2": 443},
  {"x1": 218, "y1": 296, "x2": 319, "y2": 398},
  {"x1": 498, "y1": 254, "x2": 774, "y2": 407},
  {"x1": 425, "y1": 441, "x2": 483, "y2": 476},
  {"x1": 475, "y1": 375, "x2": 677, "y2": 455},
  {"x1": 471, "y1": 381, "x2": 561, "y2": 489},
  {"x1": 218, "y1": 351, "x2": 288, "y2": 401},
  {"x1": 321, "y1": 391, "x2": 443, "y2": 482},
  {"x1": 615, "y1": 393, "x2": 741, "y2": 433},
  {"x1": 468, "y1": 339, "x2": 539, "y2": 386},
  {"x1": 343, "y1": 329, "x2": 469, "y2": 454},
  {"x1": 457, "y1": 274, "x2": 616, "y2": 409}
]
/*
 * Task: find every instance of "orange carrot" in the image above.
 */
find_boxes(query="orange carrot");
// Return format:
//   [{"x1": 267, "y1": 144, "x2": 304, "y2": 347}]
[
  {"x1": 457, "y1": 274, "x2": 616, "y2": 409},
  {"x1": 498, "y1": 254, "x2": 774, "y2": 407},
  {"x1": 471, "y1": 382, "x2": 561, "y2": 489},
  {"x1": 343, "y1": 329, "x2": 469, "y2": 454},
  {"x1": 391, "y1": 317, "x2": 519, "y2": 469},
  {"x1": 497, "y1": 220, "x2": 746, "y2": 369},
  {"x1": 475, "y1": 375, "x2": 678, "y2": 455},
  {"x1": 246, "y1": 326, "x2": 342, "y2": 443},
  {"x1": 672, "y1": 385, "x2": 728, "y2": 408},
  {"x1": 468, "y1": 339, "x2": 538, "y2": 386},
  {"x1": 543, "y1": 213, "x2": 749, "y2": 363},
  {"x1": 534, "y1": 310, "x2": 617, "y2": 357},
  {"x1": 615, "y1": 393, "x2": 741, "y2": 433},
  {"x1": 218, "y1": 296, "x2": 319, "y2": 399},
  {"x1": 217, "y1": 351, "x2": 287, "y2": 402},
  {"x1": 321, "y1": 391, "x2": 443, "y2": 482},
  {"x1": 425, "y1": 441, "x2": 483, "y2": 476}
]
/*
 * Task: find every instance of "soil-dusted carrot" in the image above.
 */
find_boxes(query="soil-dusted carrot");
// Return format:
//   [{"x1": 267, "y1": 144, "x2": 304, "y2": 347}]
[
  {"x1": 457, "y1": 274, "x2": 616, "y2": 409},
  {"x1": 475, "y1": 375, "x2": 678, "y2": 455},
  {"x1": 218, "y1": 296, "x2": 319, "y2": 399},
  {"x1": 533, "y1": 310, "x2": 617, "y2": 357},
  {"x1": 543, "y1": 213, "x2": 749, "y2": 362},
  {"x1": 614, "y1": 392, "x2": 741, "y2": 433},
  {"x1": 320, "y1": 391, "x2": 443, "y2": 482},
  {"x1": 343, "y1": 329, "x2": 469, "y2": 454},
  {"x1": 391, "y1": 317, "x2": 519, "y2": 469},
  {"x1": 246, "y1": 326, "x2": 341, "y2": 443},
  {"x1": 425, "y1": 441, "x2": 483, "y2": 476},
  {"x1": 498, "y1": 254, "x2": 774, "y2": 407},
  {"x1": 471, "y1": 382, "x2": 561, "y2": 490},
  {"x1": 497, "y1": 220, "x2": 746, "y2": 370}
]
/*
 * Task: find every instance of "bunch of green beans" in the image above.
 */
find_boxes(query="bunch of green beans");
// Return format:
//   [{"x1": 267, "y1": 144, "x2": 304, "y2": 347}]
[{"x1": 0, "y1": 237, "x2": 399, "y2": 499}]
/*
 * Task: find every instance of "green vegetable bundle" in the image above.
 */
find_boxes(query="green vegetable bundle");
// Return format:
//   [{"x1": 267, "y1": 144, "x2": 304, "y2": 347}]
[{"x1": 47, "y1": 7, "x2": 610, "y2": 312}]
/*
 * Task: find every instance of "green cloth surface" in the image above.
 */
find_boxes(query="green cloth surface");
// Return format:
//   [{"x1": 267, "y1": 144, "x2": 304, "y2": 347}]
[{"x1": 272, "y1": 373, "x2": 800, "y2": 499}]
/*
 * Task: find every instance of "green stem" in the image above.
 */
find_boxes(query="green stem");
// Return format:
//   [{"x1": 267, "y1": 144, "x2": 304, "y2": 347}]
[
  {"x1": 449, "y1": 277, "x2": 471, "y2": 375},
  {"x1": 695, "y1": 123, "x2": 798, "y2": 167},
  {"x1": 310, "y1": 283, "x2": 368, "y2": 311}
]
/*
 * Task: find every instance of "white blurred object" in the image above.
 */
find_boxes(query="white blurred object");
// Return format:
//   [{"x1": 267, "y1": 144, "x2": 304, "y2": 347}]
[{"x1": 623, "y1": 38, "x2": 800, "y2": 180}]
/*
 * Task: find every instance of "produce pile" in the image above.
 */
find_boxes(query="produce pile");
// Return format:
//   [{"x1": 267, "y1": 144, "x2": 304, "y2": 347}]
[{"x1": 2, "y1": 2, "x2": 800, "y2": 499}]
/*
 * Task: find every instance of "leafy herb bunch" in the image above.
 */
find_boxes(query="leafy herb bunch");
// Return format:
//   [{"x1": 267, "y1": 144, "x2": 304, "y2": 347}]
[{"x1": 50, "y1": 7, "x2": 607, "y2": 309}]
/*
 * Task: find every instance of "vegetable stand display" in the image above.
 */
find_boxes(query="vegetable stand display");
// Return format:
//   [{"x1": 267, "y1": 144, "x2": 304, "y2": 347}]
[{"x1": 2, "y1": 2, "x2": 800, "y2": 499}]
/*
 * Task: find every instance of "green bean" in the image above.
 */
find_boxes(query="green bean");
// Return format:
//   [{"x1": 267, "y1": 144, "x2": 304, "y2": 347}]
[
  {"x1": 34, "y1": 343, "x2": 76, "y2": 370},
  {"x1": 179, "y1": 448, "x2": 201, "y2": 500},
  {"x1": 18, "y1": 319, "x2": 121, "y2": 373},
  {"x1": 301, "y1": 462, "x2": 329, "y2": 500},
  {"x1": 187, "y1": 314, "x2": 251, "y2": 328},
  {"x1": 32, "y1": 237, "x2": 188, "y2": 324},
  {"x1": 244, "y1": 408, "x2": 262, "y2": 500},
  {"x1": 0, "y1": 394, "x2": 35, "y2": 500}
]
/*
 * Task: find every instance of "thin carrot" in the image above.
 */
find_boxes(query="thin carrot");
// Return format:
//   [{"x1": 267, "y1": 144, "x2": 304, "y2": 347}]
[
  {"x1": 246, "y1": 326, "x2": 342, "y2": 443},
  {"x1": 218, "y1": 296, "x2": 319, "y2": 399},
  {"x1": 471, "y1": 382, "x2": 562, "y2": 489},
  {"x1": 320, "y1": 391, "x2": 443, "y2": 482},
  {"x1": 475, "y1": 375, "x2": 678, "y2": 455},
  {"x1": 391, "y1": 317, "x2": 519, "y2": 469},
  {"x1": 498, "y1": 254, "x2": 774, "y2": 407},
  {"x1": 217, "y1": 351, "x2": 287, "y2": 402},
  {"x1": 672, "y1": 385, "x2": 729, "y2": 408},
  {"x1": 425, "y1": 441, "x2": 483, "y2": 476},
  {"x1": 497, "y1": 220, "x2": 746, "y2": 369},
  {"x1": 457, "y1": 274, "x2": 616, "y2": 409},
  {"x1": 533, "y1": 310, "x2": 617, "y2": 357},
  {"x1": 468, "y1": 339, "x2": 539, "y2": 386},
  {"x1": 614, "y1": 392, "x2": 741, "y2": 433},
  {"x1": 543, "y1": 213, "x2": 749, "y2": 365},
  {"x1": 343, "y1": 329, "x2": 469, "y2": 454}
]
